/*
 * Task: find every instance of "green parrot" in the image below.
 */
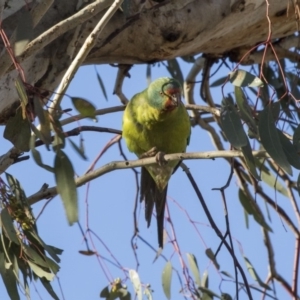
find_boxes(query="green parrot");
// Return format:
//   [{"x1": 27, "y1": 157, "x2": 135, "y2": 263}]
[{"x1": 122, "y1": 77, "x2": 191, "y2": 248}]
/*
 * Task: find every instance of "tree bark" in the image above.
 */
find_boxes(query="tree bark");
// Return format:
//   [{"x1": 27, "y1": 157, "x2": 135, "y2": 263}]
[{"x1": 0, "y1": 0, "x2": 296, "y2": 122}]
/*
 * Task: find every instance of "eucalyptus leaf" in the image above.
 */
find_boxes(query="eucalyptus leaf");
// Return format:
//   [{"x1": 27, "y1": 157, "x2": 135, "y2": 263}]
[
  {"x1": 95, "y1": 68, "x2": 108, "y2": 101},
  {"x1": 186, "y1": 253, "x2": 201, "y2": 286},
  {"x1": 162, "y1": 261, "x2": 172, "y2": 300},
  {"x1": 4, "y1": 109, "x2": 31, "y2": 151},
  {"x1": 54, "y1": 150, "x2": 78, "y2": 225},
  {"x1": 129, "y1": 269, "x2": 142, "y2": 300},
  {"x1": 71, "y1": 97, "x2": 97, "y2": 120},
  {"x1": 229, "y1": 69, "x2": 264, "y2": 87},
  {"x1": 205, "y1": 248, "x2": 220, "y2": 270},
  {"x1": 220, "y1": 98, "x2": 248, "y2": 148},
  {"x1": 258, "y1": 105, "x2": 292, "y2": 175}
]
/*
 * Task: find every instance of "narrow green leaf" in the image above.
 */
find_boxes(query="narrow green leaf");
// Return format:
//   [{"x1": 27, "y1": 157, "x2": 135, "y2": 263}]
[
  {"x1": 293, "y1": 124, "x2": 300, "y2": 151},
  {"x1": 14, "y1": 10, "x2": 33, "y2": 56},
  {"x1": 220, "y1": 271, "x2": 233, "y2": 278},
  {"x1": 100, "y1": 286, "x2": 110, "y2": 297},
  {"x1": 277, "y1": 130, "x2": 300, "y2": 169},
  {"x1": 166, "y1": 59, "x2": 184, "y2": 87},
  {"x1": 4, "y1": 109, "x2": 31, "y2": 152},
  {"x1": 202, "y1": 270, "x2": 209, "y2": 288},
  {"x1": 0, "y1": 208, "x2": 20, "y2": 245},
  {"x1": 297, "y1": 173, "x2": 300, "y2": 196},
  {"x1": 198, "y1": 287, "x2": 221, "y2": 298},
  {"x1": 162, "y1": 261, "x2": 172, "y2": 300},
  {"x1": 30, "y1": 137, "x2": 54, "y2": 172},
  {"x1": 210, "y1": 76, "x2": 228, "y2": 87},
  {"x1": 69, "y1": 139, "x2": 87, "y2": 160},
  {"x1": 146, "y1": 64, "x2": 151, "y2": 86},
  {"x1": 23, "y1": 245, "x2": 48, "y2": 268},
  {"x1": 186, "y1": 253, "x2": 201, "y2": 286},
  {"x1": 258, "y1": 105, "x2": 292, "y2": 175},
  {"x1": 241, "y1": 140, "x2": 260, "y2": 180},
  {"x1": 221, "y1": 293, "x2": 233, "y2": 300},
  {"x1": 229, "y1": 70, "x2": 264, "y2": 87},
  {"x1": 95, "y1": 68, "x2": 108, "y2": 101},
  {"x1": 244, "y1": 256, "x2": 271, "y2": 290},
  {"x1": 40, "y1": 278, "x2": 59, "y2": 300},
  {"x1": 234, "y1": 86, "x2": 257, "y2": 134},
  {"x1": 239, "y1": 189, "x2": 272, "y2": 231},
  {"x1": 54, "y1": 150, "x2": 78, "y2": 225},
  {"x1": 27, "y1": 261, "x2": 54, "y2": 281},
  {"x1": 205, "y1": 248, "x2": 220, "y2": 270},
  {"x1": 220, "y1": 98, "x2": 248, "y2": 148},
  {"x1": 129, "y1": 269, "x2": 142, "y2": 300},
  {"x1": 260, "y1": 168, "x2": 288, "y2": 197},
  {"x1": 52, "y1": 119, "x2": 65, "y2": 151},
  {"x1": 15, "y1": 76, "x2": 28, "y2": 119},
  {"x1": 0, "y1": 252, "x2": 20, "y2": 300},
  {"x1": 71, "y1": 97, "x2": 97, "y2": 120}
]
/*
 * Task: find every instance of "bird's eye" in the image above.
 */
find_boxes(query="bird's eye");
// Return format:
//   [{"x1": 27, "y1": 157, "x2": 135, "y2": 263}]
[{"x1": 159, "y1": 91, "x2": 163, "y2": 95}]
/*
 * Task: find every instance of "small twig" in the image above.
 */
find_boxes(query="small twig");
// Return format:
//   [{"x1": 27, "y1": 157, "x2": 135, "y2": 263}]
[
  {"x1": 48, "y1": 0, "x2": 123, "y2": 115},
  {"x1": 180, "y1": 162, "x2": 253, "y2": 299},
  {"x1": 113, "y1": 64, "x2": 132, "y2": 104}
]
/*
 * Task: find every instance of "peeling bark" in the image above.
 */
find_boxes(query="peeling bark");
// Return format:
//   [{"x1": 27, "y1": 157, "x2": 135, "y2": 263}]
[{"x1": 0, "y1": 0, "x2": 297, "y2": 122}]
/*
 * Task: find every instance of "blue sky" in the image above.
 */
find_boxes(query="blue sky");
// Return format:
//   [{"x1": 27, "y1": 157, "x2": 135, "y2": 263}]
[{"x1": 0, "y1": 60, "x2": 296, "y2": 299}]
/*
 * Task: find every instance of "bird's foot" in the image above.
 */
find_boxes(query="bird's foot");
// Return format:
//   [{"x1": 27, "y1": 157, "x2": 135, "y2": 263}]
[
  {"x1": 155, "y1": 151, "x2": 167, "y2": 166},
  {"x1": 140, "y1": 147, "x2": 158, "y2": 158}
]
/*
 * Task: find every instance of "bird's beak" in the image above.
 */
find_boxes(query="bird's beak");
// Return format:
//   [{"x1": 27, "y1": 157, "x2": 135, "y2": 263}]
[{"x1": 170, "y1": 93, "x2": 181, "y2": 107}]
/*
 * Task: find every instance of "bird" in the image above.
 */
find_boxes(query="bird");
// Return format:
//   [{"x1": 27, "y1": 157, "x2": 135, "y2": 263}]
[{"x1": 122, "y1": 77, "x2": 191, "y2": 248}]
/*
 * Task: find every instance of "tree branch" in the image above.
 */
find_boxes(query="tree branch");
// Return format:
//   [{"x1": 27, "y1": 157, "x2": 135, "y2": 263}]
[{"x1": 27, "y1": 150, "x2": 268, "y2": 204}]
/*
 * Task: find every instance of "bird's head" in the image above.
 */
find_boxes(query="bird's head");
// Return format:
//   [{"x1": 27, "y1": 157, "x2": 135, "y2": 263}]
[{"x1": 147, "y1": 77, "x2": 182, "y2": 112}]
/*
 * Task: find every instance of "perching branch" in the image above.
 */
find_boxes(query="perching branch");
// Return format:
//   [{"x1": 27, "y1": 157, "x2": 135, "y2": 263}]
[{"x1": 27, "y1": 150, "x2": 268, "y2": 204}]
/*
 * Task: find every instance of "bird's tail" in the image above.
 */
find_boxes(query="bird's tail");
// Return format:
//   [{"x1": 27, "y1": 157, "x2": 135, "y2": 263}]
[{"x1": 140, "y1": 167, "x2": 167, "y2": 248}]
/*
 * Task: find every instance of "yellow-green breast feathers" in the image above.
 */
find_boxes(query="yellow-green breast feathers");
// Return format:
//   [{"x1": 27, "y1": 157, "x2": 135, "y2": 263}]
[{"x1": 122, "y1": 77, "x2": 191, "y2": 247}]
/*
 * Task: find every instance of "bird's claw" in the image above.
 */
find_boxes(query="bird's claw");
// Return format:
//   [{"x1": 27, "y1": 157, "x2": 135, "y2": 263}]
[
  {"x1": 155, "y1": 151, "x2": 167, "y2": 166},
  {"x1": 140, "y1": 147, "x2": 158, "y2": 158}
]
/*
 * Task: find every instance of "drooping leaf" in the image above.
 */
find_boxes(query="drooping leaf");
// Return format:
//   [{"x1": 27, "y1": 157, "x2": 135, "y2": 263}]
[
  {"x1": 15, "y1": 76, "x2": 28, "y2": 119},
  {"x1": 210, "y1": 76, "x2": 228, "y2": 87},
  {"x1": 244, "y1": 256, "x2": 271, "y2": 290},
  {"x1": 277, "y1": 130, "x2": 300, "y2": 169},
  {"x1": 238, "y1": 189, "x2": 272, "y2": 231},
  {"x1": 198, "y1": 287, "x2": 221, "y2": 298},
  {"x1": 30, "y1": 137, "x2": 54, "y2": 172},
  {"x1": 71, "y1": 97, "x2": 97, "y2": 120},
  {"x1": 129, "y1": 269, "x2": 142, "y2": 300},
  {"x1": 146, "y1": 64, "x2": 152, "y2": 86},
  {"x1": 162, "y1": 261, "x2": 172, "y2": 300},
  {"x1": 202, "y1": 270, "x2": 209, "y2": 288},
  {"x1": 234, "y1": 86, "x2": 257, "y2": 134},
  {"x1": 260, "y1": 167, "x2": 288, "y2": 197},
  {"x1": 69, "y1": 138, "x2": 87, "y2": 160},
  {"x1": 205, "y1": 248, "x2": 220, "y2": 270},
  {"x1": 40, "y1": 278, "x2": 59, "y2": 300},
  {"x1": 95, "y1": 68, "x2": 108, "y2": 101},
  {"x1": 220, "y1": 98, "x2": 248, "y2": 148},
  {"x1": 51, "y1": 119, "x2": 65, "y2": 151},
  {"x1": 27, "y1": 261, "x2": 54, "y2": 281},
  {"x1": 298, "y1": 173, "x2": 300, "y2": 197},
  {"x1": 0, "y1": 251, "x2": 20, "y2": 300},
  {"x1": 293, "y1": 124, "x2": 300, "y2": 151},
  {"x1": 220, "y1": 271, "x2": 233, "y2": 278},
  {"x1": 241, "y1": 140, "x2": 260, "y2": 180},
  {"x1": 166, "y1": 59, "x2": 184, "y2": 87},
  {"x1": 258, "y1": 104, "x2": 292, "y2": 175},
  {"x1": 0, "y1": 208, "x2": 20, "y2": 245},
  {"x1": 54, "y1": 150, "x2": 78, "y2": 225},
  {"x1": 229, "y1": 69, "x2": 264, "y2": 87},
  {"x1": 14, "y1": 9, "x2": 33, "y2": 56},
  {"x1": 186, "y1": 253, "x2": 201, "y2": 286},
  {"x1": 4, "y1": 109, "x2": 31, "y2": 151}
]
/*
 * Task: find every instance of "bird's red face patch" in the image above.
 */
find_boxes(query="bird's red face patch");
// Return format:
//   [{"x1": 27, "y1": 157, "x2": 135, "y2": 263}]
[{"x1": 163, "y1": 88, "x2": 181, "y2": 111}]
